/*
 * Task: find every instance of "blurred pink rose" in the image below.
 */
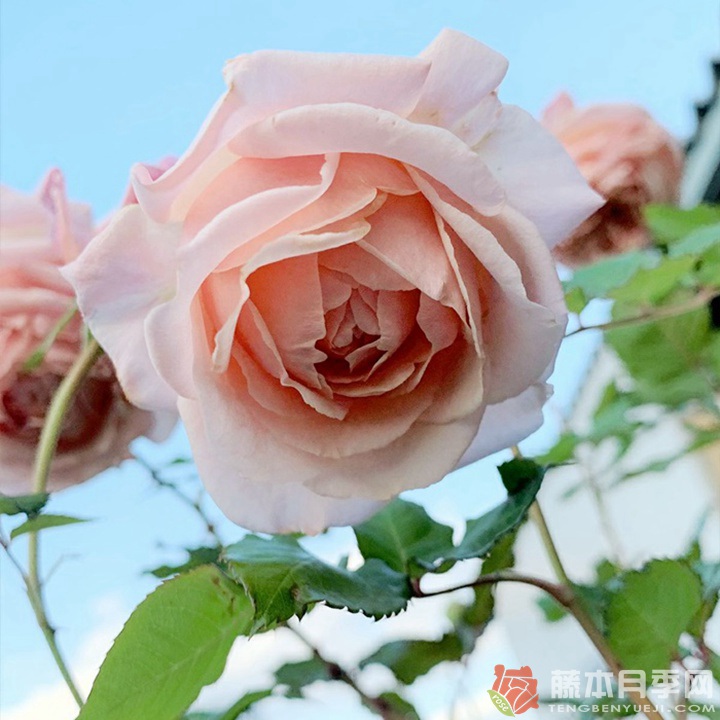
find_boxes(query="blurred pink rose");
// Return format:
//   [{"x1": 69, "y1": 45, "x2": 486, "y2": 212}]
[
  {"x1": 0, "y1": 170, "x2": 175, "y2": 495},
  {"x1": 542, "y1": 93, "x2": 684, "y2": 267},
  {"x1": 65, "y1": 30, "x2": 601, "y2": 533}
]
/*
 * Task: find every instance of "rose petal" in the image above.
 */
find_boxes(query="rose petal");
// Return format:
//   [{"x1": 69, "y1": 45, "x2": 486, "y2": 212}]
[
  {"x1": 230, "y1": 103, "x2": 505, "y2": 215},
  {"x1": 412, "y1": 29, "x2": 508, "y2": 132},
  {"x1": 62, "y1": 205, "x2": 181, "y2": 410},
  {"x1": 457, "y1": 383, "x2": 553, "y2": 466},
  {"x1": 179, "y1": 397, "x2": 384, "y2": 534},
  {"x1": 476, "y1": 105, "x2": 604, "y2": 248}
]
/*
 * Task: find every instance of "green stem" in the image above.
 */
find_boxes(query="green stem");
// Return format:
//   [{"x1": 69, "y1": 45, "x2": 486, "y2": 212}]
[
  {"x1": 22, "y1": 303, "x2": 78, "y2": 372},
  {"x1": 26, "y1": 336, "x2": 103, "y2": 709},
  {"x1": 31, "y1": 337, "x2": 103, "y2": 495},
  {"x1": 530, "y1": 499, "x2": 665, "y2": 720},
  {"x1": 286, "y1": 623, "x2": 400, "y2": 720},
  {"x1": 565, "y1": 288, "x2": 717, "y2": 338},
  {"x1": 529, "y1": 502, "x2": 573, "y2": 587}
]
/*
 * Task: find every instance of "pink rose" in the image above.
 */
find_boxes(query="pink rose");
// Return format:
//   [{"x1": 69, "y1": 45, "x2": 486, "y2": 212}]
[
  {"x1": 65, "y1": 30, "x2": 601, "y2": 533},
  {"x1": 542, "y1": 93, "x2": 684, "y2": 267},
  {"x1": 0, "y1": 170, "x2": 175, "y2": 494}
]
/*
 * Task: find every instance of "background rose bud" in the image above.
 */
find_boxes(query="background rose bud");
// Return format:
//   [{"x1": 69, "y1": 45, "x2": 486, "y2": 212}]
[
  {"x1": 0, "y1": 170, "x2": 175, "y2": 495},
  {"x1": 65, "y1": 29, "x2": 602, "y2": 533},
  {"x1": 542, "y1": 93, "x2": 684, "y2": 267}
]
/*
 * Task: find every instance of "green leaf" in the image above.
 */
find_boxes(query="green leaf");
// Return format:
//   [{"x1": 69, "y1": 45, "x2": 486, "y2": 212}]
[
  {"x1": 10, "y1": 514, "x2": 89, "y2": 540},
  {"x1": 565, "y1": 252, "x2": 653, "y2": 298},
  {"x1": 376, "y1": 692, "x2": 421, "y2": 720},
  {"x1": 353, "y1": 500, "x2": 455, "y2": 576},
  {"x1": 275, "y1": 657, "x2": 332, "y2": 698},
  {"x1": 78, "y1": 565, "x2": 252, "y2": 720},
  {"x1": 360, "y1": 633, "x2": 464, "y2": 685},
  {"x1": 606, "y1": 560, "x2": 703, "y2": 677},
  {"x1": 452, "y1": 531, "x2": 517, "y2": 649},
  {"x1": 565, "y1": 286, "x2": 588, "y2": 314},
  {"x1": 449, "y1": 462, "x2": 544, "y2": 561},
  {"x1": 609, "y1": 256, "x2": 697, "y2": 307},
  {"x1": 224, "y1": 535, "x2": 410, "y2": 632},
  {"x1": 668, "y1": 223, "x2": 720, "y2": 258},
  {"x1": 0, "y1": 492, "x2": 49, "y2": 517},
  {"x1": 535, "y1": 433, "x2": 580, "y2": 465},
  {"x1": 688, "y1": 560, "x2": 720, "y2": 637},
  {"x1": 498, "y1": 458, "x2": 544, "y2": 495},
  {"x1": 607, "y1": 303, "x2": 716, "y2": 407},
  {"x1": 537, "y1": 595, "x2": 567, "y2": 623},
  {"x1": 183, "y1": 689, "x2": 272, "y2": 720},
  {"x1": 645, "y1": 204, "x2": 720, "y2": 244},
  {"x1": 146, "y1": 546, "x2": 222, "y2": 578}
]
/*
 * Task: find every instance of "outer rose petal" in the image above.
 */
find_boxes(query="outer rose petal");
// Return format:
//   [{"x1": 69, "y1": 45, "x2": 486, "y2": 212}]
[
  {"x1": 412, "y1": 28, "x2": 508, "y2": 131},
  {"x1": 179, "y1": 397, "x2": 383, "y2": 535},
  {"x1": 134, "y1": 51, "x2": 431, "y2": 223},
  {"x1": 230, "y1": 104, "x2": 505, "y2": 214},
  {"x1": 457, "y1": 383, "x2": 553, "y2": 466},
  {"x1": 476, "y1": 105, "x2": 604, "y2": 248},
  {"x1": 61, "y1": 205, "x2": 181, "y2": 410}
]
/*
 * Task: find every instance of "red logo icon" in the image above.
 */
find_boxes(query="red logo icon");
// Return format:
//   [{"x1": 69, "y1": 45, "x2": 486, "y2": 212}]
[{"x1": 488, "y1": 665, "x2": 540, "y2": 716}]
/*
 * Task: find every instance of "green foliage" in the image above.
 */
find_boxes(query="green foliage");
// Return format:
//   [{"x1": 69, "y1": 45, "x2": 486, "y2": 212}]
[
  {"x1": 10, "y1": 514, "x2": 89, "y2": 540},
  {"x1": 606, "y1": 303, "x2": 717, "y2": 407},
  {"x1": 376, "y1": 692, "x2": 421, "y2": 720},
  {"x1": 689, "y1": 559, "x2": 720, "y2": 637},
  {"x1": 453, "y1": 531, "x2": 517, "y2": 645},
  {"x1": 224, "y1": 535, "x2": 411, "y2": 632},
  {"x1": 183, "y1": 689, "x2": 273, "y2": 720},
  {"x1": 605, "y1": 560, "x2": 703, "y2": 677},
  {"x1": 450, "y1": 459, "x2": 544, "y2": 561},
  {"x1": 78, "y1": 566, "x2": 253, "y2": 720},
  {"x1": 147, "y1": 546, "x2": 222, "y2": 578},
  {"x1": 645, "y1": 204, "x2": 720, "y2": 244},
  {"x1": 275, "y1": 657, "x2": 332, "y2": 697},
  {"x1": 535, "y1": 432, "x2": 580, "y2": 465},
  {"x1": 360, "y1": 633, "x2": 464, "y2": 685},
  {"x1": 353, "y1": 499, "x2": 455, "y2": 576},
  {"x1": 564, "y1": 251, "x2": 652, "y2": 300},
  {"x1": 0, "y1": 492, "x2": 49, "y2": 517}
]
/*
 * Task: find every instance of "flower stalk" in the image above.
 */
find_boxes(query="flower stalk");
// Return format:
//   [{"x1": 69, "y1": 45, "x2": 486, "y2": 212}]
[{"x1": 25, "y1": 336, "x2": 104, "y2": 708}]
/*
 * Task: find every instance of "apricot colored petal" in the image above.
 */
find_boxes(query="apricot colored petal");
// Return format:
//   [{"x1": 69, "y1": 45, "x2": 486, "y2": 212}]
[
  {"x1": 62, "y1": 205, "x2": 180, "y2": 410},
  {"x1": 477, "y1": 105, "x2": 603, "y2": 248},
  {"x1": 412, "y1": 29, "x2": 508, "y2": 131},
  {"x1": 457, "y1": 383, "x2": 552, "y2": 467},
  {"x1": 230, "y1": 103, "x2": 505, "y2": 215}
]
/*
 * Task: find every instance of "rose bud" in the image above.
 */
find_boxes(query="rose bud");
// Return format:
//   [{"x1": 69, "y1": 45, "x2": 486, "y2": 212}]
[
  {"x1": 65, "y1": 30, "x2": 602, "y2": 533},
  {"x1": 0, "y1": 170, "x2": 176, "y2": 494},
  {"x1": 542, "y1": 92, "x2": 684, "y2": 267}
]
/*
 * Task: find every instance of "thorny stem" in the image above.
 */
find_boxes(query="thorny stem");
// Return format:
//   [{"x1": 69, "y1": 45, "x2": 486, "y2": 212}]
[
  {"x1": 415, "y1": 567, "x2": 666, "y2": 720},
  {"x1": 582, "y1": 464, "x2": 627, "y2": 565},
  {"x1": 564, "y1": 288, "x2": 717, "y2": 338},
  {"x1": 510, "y1": 446, "x2": 663, "y2": 719},
  {"x1": 415, "y1": 569, "x2": 573, "y2": 604},
  {"x1": 135, "y1": 455, "x2": 224, "y2": 546},
  {"x1": 25, "y1": 336, "x2": 103, "y2": 708},
  {"x1": 530, "y1": 499, "x2": 665, "y2": 720},
  {"x1": 286, "y1": 622, "x2": 402, "y2": 720}
]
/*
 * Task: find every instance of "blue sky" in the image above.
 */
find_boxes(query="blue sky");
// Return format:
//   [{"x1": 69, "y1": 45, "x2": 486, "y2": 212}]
[{"x1": 1, "y1": 1, "x2": 718, "y2": 717}]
